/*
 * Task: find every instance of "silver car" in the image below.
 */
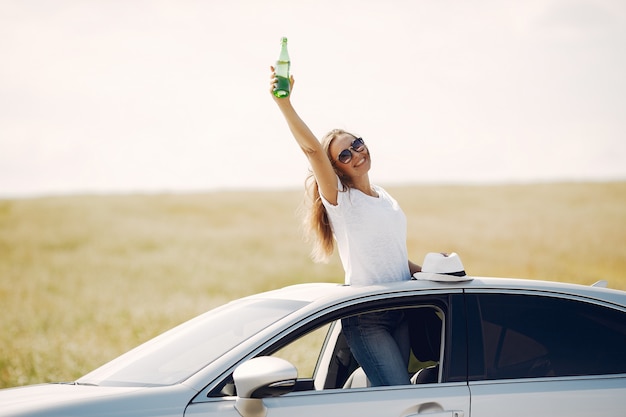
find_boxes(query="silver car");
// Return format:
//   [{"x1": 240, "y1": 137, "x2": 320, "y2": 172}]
[{"x1": 1, "y1": 259, "x2": 625, "y2": 416}]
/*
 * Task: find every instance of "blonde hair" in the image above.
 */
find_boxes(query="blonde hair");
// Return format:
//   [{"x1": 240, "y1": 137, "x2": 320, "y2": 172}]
[{"x1": 301, "y1": 129, "x2": 357, "y2": 263}]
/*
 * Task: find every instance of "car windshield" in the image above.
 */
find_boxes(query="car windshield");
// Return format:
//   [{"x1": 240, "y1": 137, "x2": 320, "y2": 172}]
[{"x1": 78, "y1": 298, "x2": 307, "y2": 387}]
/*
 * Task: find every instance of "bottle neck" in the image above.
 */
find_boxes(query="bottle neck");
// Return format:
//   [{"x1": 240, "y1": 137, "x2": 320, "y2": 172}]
[{"x1": 279, "y1": 41, "x2": 289, "y2": 62}]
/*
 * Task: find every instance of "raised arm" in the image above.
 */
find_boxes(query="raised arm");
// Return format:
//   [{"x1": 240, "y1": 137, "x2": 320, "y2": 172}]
[{"x1": 269, "y1": 68, "x2": 339, "y2": 205}]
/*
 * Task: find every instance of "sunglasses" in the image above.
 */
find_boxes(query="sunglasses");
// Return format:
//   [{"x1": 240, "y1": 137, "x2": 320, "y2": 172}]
[{"x1": 337, "y1": 137, "x2": 366, "y2": 164}]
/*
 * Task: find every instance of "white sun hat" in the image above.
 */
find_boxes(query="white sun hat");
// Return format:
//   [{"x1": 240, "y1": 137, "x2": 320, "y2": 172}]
[{"x1": 413, "y1": 252, "x2": 472, "y2": 282}]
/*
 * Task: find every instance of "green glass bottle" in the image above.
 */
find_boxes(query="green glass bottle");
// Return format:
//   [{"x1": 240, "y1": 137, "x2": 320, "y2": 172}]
[{"x1": 273, "y1": 37, "x2": 290, "y2": 98}]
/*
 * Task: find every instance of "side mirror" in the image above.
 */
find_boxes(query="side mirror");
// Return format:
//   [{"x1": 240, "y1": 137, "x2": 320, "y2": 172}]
[{"x1": 233, "y1": 356, "x2": 297, "y2": 417}]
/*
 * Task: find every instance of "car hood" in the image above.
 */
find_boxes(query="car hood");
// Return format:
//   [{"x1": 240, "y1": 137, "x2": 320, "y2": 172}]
[{"x1": 0, "y1": 383, "x2": 193, "y2": 417}]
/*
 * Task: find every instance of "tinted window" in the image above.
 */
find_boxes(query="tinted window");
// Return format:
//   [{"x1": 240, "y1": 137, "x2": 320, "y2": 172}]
[{"x1": 468, "y1": 293, "x2": 626, "y2": 380}]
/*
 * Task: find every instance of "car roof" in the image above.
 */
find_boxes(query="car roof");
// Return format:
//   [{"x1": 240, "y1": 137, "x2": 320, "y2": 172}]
[{"x1": 246, "y1": 276, "x2": 626, "y2": 308}]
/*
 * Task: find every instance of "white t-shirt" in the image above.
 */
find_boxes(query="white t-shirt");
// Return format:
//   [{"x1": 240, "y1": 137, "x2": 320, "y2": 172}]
[{"x1": 321, "y1": 180, "x2": 411, "y2": 286}]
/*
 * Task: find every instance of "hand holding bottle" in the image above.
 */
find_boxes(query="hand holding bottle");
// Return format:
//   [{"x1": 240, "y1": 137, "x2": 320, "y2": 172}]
[{"x1": 270, "y1": 66, "x2": 294, "y2": 102}]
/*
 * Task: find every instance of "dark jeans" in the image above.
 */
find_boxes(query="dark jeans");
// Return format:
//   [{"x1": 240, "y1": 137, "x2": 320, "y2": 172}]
[{"x1": 341, "y1": 310, "x2": 410, "y2": 386}]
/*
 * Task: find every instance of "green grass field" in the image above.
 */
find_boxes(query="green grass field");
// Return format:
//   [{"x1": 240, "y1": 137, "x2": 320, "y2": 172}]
[{"x1": 1, "y1": 182, "x2": 624, "y2": 388}]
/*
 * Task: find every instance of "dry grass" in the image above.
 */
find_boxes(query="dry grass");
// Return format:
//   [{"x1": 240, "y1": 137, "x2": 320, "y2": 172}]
[
  {"x1": 398, "y1": 182, "x2": 626, "y2": 285},
  {"x1": 0, "y1": 182, "x2": 624, "y2": 388}
]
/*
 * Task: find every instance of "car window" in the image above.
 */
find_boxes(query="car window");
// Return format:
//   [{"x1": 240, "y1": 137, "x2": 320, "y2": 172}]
[
  {"x1": 203, "y1": 294, "x2": 464, "y2": 399},
  {"x1": 272, "y1": 304, "x2": 448, "y2": 390},
  {"x1": 468, "y1": 293, "x2": 626, "y2": 380}
]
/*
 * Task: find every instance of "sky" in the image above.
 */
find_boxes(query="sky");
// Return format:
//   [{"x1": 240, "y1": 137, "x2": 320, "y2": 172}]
[{"x1": 1, "y1": 0, "x2": 625, "y2": 197}]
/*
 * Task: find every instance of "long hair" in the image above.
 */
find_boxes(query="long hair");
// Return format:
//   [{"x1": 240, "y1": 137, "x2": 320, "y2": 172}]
[{"x1": 301, "y1": 129, "x2": 356, "y2": 263}]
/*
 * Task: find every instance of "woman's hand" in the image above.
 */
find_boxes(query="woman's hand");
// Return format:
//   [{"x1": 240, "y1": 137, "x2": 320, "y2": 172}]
[
  {"x1": 409, "y1": 261, "x2": 422, "y2": 275},
  {"x1": 269, "y1": 66, "x2": 294, "y2": 101}
]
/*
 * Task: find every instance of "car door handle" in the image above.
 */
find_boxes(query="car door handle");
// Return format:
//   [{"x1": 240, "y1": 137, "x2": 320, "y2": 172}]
[{"x1": 407, "y1": 411, "x2": 464, "y2": 417}]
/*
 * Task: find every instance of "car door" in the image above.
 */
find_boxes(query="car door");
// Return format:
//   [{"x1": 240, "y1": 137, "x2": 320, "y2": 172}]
[
  {"x1": 465, "y1": 291, "x2": 626, "y2": 417},
  {"x1": 185, "y1": 292, "x2": 471, "y2": 417},
  {"x1": 259, "y1": 383, "x2": 469, "y2": 417},
  {"x1": 185, "y1": 385, "x2": 469, "y2": 417}
]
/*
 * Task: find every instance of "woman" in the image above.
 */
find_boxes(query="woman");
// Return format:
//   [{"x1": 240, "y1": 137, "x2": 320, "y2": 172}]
[{"x1": 270, "y1": 68, "x2": 421, "y2": 386}]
